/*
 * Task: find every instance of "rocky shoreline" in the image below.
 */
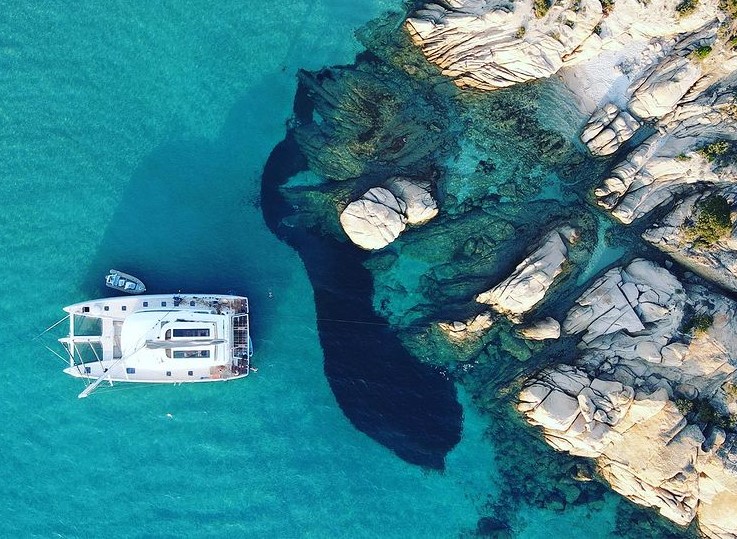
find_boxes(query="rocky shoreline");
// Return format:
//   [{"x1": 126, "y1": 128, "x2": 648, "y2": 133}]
[
  {"x1": 263, "y1": 1, "x2": 737, "y2": 535},
  {"x1": 407, "y1": 0, "x2": 737, "y2": 535}
]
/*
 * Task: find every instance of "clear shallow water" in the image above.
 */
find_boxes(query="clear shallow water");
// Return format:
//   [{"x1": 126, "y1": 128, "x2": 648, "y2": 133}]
[{"x1": 0, "y1": 2, "x2": 634, "y2": 538}]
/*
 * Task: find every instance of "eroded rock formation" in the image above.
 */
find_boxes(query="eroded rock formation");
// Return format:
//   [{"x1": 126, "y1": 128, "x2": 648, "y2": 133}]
[
  {"x1": 476, "y1": 226, "x2": 578, "y2": 322},
  {"x1": 339, "y1": 178, "x2": 438, "y2": 249},
  {"x1": 520, "y1": 259, "x2": 737, "y2": 537}
]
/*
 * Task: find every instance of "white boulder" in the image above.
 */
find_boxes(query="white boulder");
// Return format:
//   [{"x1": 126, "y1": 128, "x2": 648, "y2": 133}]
[
  {"x1": 340, "y1": 179, "x2": 439, "y2": 250},
  {"x1": 518, "y1": 317, "x2": 561, "y2": 340},
  {"x1": 477, "y1": 229, "x2": 572, "y2": 321},
  {"x1": 340, "y1": 187, "x2": 407, "y2": 250},
  {"x1": 386, "y1": 177, "x2": 438, "y2": 225}
]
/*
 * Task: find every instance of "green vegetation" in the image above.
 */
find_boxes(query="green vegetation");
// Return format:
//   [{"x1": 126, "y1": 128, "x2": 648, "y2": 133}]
[
  {"x1": 698, "y1": 140, "x2": 731, "y2": 161},
  {"x1": 721, "y1": 0, "x2": 737, "y2": 19},
  {"x1": 534, "y1": 0, "x2": 551, "y2": 18},
  {"x1": 724, "y1": 382, "x2": 737, "y2": 401},
  {"x1": 601, "y1": 0, "x2": 615, "y2": 13},
  {"x1": 676, "y1": 0, "x2": 699, "y2": 16},
  {"x1": 691, "y1": 45, "x2": 712, "y2": 60},
  {"x1": 684, "y1": 312, "x2": 714, "y2": 336},
  {"x1": 674, "y1": 398, "x2": 737, "y2": 431},
  {"x1": 675, "y1": 153, "x2": 692, "y2": 161},
  {"x1": 674, "y1": 397, "x2": 694, "y2": 416},
  {"x1": 684, "y1": 195, "x2": 732, "y2": 247}
]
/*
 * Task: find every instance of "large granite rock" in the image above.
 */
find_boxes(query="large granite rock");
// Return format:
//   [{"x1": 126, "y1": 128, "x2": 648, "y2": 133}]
[
  {"x1": 628, "y1": 56, "x2": 702, "y2": 120},
  {"x1": 521, "y1": 259, "x2": 737, "y2": 537},
  {"x1": 563, "y1": 258, "x2": 684, "y2": 345},
  {"x1": 340, "y1": 178, "x2": 439, "y2": 250},
  {"x1": 340, "y1": 187, "x2": 408, "y2": 249},
  {"x1": 591, "y1": 65, "x2": 737, "y2": 222},
  {"x1": 386, "y1": 177, "x2": 438, "y2": 225},
  {"x1": 438, "y1": 311, "x2": 495, "y2": 342},
  {"x1": 581, "y1": 103, "x2": 641, "y2": 156},
  {"x1": 517, "y1": 317, "x2": 561, "y2": 340},
  {"x1": 643, "y1": 190, "x2": 737, "y2": 293},
  {"x1": 476, "y1": 227, "x2": 576, "y2": 322},
  {"x1": 405, "y1": 0, "x2": 603, "y2": 92},
  {"x1": 406, "y1": 0, "x2": 722, "y2": 95}
]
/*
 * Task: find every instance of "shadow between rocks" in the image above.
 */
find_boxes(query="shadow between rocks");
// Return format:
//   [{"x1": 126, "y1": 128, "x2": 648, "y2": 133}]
[{"x1": 261, "y1": 133, "x2": 462, "y2": 469}]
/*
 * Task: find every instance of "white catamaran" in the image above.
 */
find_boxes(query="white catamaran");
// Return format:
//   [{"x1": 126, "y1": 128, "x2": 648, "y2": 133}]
[{"x1": 59, "y1": 294, "x2": 252, "y2": 398}]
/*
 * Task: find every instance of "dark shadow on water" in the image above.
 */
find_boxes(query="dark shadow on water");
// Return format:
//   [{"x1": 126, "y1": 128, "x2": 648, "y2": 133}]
[
  {"x1": 83, "y1": 75, "x2": 299, "y2": 345},
  {"x1": 261, "y1": 134, "x2": 462, "y2": 469},
  {"x1": 85, "y1": 72, "x2": 462, "y2": 469}
]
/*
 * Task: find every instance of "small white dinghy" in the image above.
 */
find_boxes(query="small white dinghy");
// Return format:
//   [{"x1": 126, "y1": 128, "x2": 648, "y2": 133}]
[{"x1": 105, "y1": 269, "x2": 146, "y2": 294}]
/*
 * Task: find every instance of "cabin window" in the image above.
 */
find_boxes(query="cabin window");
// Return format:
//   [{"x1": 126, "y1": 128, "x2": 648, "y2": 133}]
[
  {"x1": 161, "y1": 301, "x2": 167, "y2": 307},
  {"x1": 126, "y1": 367, "x2": 135, "y2": 374},
  {"x1": 172, "y1": 328, "x2": 210, "y2": 338},
  {"x1": 166, "y1": 371, "x2": 171, "y2": 376},
  {"x1": 165, "y1": 329, "x2": 171, "y2": 340},
  {"x1": 173, "y1": 350, "x2": 210, "y2": 359},
  {"x1": 85, "y1": 366, "x2": 91, "y2": 373},
  {"x1": 143, "y1": 301, "x2": 148, "y2": 307},
  {"x1": 121, "y1": 305, "x2": 127, "y2": 311},
  {"x1": 190, "y1": 301, "x2": 196, "y2": 306},
  {"x1": 188, "y1": 370, "x2": 193, "y2": 376},
  {"x1": 82, "y1": 306, "x2": 90, "y2": 313},
  {"x1": 165, "y1": 349, "x2": 171, "y2": 358},
  {"x1": 104, "y1": 306, "x2": 109, "y2": 311}
]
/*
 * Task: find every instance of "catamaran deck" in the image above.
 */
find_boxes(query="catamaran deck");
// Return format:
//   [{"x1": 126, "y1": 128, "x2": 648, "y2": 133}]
[{"x1": 61, "y1": 293, "x2": 252, "y2": 396}]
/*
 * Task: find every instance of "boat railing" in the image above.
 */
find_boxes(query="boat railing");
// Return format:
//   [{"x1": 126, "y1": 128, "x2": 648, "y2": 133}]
[{"x1": 232, "y1": 313, "x2": 251, "y2": 376}]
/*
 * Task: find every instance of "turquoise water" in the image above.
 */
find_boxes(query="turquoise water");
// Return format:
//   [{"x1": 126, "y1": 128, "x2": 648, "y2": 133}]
[{"x1": 0, "y1": 3, "x2": 637, "y2": 538}]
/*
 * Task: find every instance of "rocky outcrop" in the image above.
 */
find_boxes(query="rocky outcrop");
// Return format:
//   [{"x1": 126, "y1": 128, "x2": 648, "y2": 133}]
[
  {"x1": 340, "y1": 178, "x2": 438, "y2": 250},
  {"x1": 405, "y1": 0, "x2": 603, "y2": 92},
  {"x1": 406, "y1": 0, "x2": 723, "y2": 94},
  {"x1": 593, "y1": 90, "x2": 737, "y2": 224},
  {"x1": 438, "y1": 311, "x2": 495, "y2": 341},
  {"x1": 340, "y1": 187, "x2": 408, "y2": 249},
  {"x1": 520, "y1": 259, "x2": 737, "y2": 537},
  {"x1": 628, "y1": 55, "x2": 703, "y2": 120},
  {"x1": 580, "y1": 103, "x2": 641, "y2": 156},
  {"x1": 476, "y1": 227, "x2": 577, "y2": 322},
  {"x1": 562, "y1": 258, "x2": 684, "y2": 346},
  {"x1": 644, "y1": 190, "x2": 737, "y2": 292},
  {"x1": 517, "y1": 317, "x2": 561, "y2": 340}
]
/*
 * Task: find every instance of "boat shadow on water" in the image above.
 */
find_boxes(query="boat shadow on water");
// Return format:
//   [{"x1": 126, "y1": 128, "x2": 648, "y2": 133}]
[{"x1": 261, "y1": 133, "x2": 462, "y2": 470}]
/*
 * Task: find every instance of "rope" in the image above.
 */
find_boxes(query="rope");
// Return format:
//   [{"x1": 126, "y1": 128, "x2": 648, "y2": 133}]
[{"x1": 32, "y1": 314, "x2": 69, "y2": 340}]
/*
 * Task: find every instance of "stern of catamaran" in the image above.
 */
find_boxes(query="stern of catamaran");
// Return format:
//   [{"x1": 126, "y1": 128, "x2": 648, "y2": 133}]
[{"x1": 231, "y1": 311, "x2": 252, "y2": 375}]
